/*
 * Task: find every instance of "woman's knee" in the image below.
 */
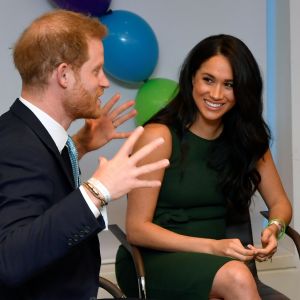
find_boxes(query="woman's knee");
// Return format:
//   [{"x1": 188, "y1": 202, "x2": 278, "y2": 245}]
[
  {"x1": 211, "y1": 260, "x2": 257, "y2": 295},
  {"x1": 221, "y1": 261, "x2": 256, "y2": 287}
]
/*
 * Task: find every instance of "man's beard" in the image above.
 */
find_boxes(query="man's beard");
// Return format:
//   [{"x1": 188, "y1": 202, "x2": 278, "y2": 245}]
[{"x1": 64, "y1": 82, "x2": 102, "y2": 121}]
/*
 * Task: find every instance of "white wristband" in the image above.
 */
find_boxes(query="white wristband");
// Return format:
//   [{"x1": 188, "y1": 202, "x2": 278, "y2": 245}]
[{"x1": 88, "y1": 177, "x2": 111, "y2": 203}]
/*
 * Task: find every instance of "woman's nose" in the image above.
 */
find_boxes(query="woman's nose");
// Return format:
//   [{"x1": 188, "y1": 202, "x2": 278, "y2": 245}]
[{"x1": 210, "y1": 84, "x2": 223, "y2": 100}]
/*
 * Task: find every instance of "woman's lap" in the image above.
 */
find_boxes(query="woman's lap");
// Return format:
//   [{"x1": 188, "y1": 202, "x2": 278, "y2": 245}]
[{"x1": 115, "y1": 246, "x2": 232, "y2": 300}]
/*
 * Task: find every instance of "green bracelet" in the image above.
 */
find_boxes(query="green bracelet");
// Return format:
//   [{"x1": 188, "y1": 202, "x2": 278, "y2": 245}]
[{"x1": 267, "y1": 218, "x2": 286, "y2": 240}]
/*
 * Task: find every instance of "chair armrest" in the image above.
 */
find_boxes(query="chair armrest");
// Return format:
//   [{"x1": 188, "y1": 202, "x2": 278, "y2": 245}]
[
  {"x1": 108, "y1": 224, "x2": 146, "y2": 277},
  {"x1": 260, "y1": 210, "x2": 300, "y2": 259},
  {"x1": 108, "y1": 224, "x2": 132, "y2": 253},
  {"x1": 260, "y1": 210, "x2": 269, "y2": 220},
  {"x1": 99, "y1": 276, "x2": 125, "y2": 298},
  {"x1": 108, "y1": 224, "x2": 147, "y2": 299},
  {"x1": 131, "y1": 245, "x2": 146, "y2": 279}
]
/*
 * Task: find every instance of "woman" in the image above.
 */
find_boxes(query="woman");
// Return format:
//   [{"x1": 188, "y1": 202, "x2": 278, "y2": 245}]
[{"x1": 115, "y1": 34, "x2": 292, "y2": 299}]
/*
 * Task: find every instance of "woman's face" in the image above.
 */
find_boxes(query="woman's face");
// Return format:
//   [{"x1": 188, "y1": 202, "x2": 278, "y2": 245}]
[{"x1": 192, "y1": 54, "x2": 236, "y2": 127}]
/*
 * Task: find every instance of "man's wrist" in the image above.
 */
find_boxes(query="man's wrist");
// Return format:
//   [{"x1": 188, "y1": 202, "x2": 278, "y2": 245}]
[
  {"x1": 79, "y1": 185, "x2": 101, "y2": 217},
  {"x1": 88, "y1": 177, "x2": 111, "y2": 203},
  {"x1": 83, "y1": 181, "x2": 108, "y2": 208}
]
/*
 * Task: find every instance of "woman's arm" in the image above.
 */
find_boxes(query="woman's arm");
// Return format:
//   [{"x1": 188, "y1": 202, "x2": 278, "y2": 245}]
[
  {"x1": 257, "y1": 149, "x2": 292, "y2": 225},
  {"x1": 254, "y1": 148, "x2": 293, "y2": 260},
  {"x1": 126, "y1": 123, "x2": 256, "y2": 261}
]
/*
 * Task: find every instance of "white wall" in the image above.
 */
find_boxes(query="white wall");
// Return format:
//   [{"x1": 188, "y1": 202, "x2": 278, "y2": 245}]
[
  {"x1": 290, "y1": 0, "x2": 300, "y2": 233},
  {"x1": 0, "y1": 0, "x2": 278, "y2": 262}
]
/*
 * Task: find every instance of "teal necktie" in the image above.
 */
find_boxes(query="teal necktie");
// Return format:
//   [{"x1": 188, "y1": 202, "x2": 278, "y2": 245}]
[{"x1": 66, "y1": 136, "x2": 81, "y2": 188}]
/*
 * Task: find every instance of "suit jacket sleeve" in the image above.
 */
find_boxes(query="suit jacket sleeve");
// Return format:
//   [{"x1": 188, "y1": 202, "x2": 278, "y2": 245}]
[{"x1": 0, "y1": 107, "x2": 106, "y2": 287}]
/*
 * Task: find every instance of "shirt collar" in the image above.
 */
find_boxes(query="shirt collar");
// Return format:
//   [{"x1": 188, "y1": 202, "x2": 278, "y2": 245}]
[{"x1": 19, "y1": 97, "x2": 68, "y2": 153}]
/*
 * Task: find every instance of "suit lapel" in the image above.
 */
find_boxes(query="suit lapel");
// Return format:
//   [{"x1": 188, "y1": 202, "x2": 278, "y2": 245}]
[{"x1": 10, "y1": 99, "x2": 75, "y2": 188}]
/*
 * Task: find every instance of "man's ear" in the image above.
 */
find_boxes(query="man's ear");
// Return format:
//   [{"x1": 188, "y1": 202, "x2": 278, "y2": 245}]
[{"x1": 56, "y1": 63, "x2": 72, "y2": 88}]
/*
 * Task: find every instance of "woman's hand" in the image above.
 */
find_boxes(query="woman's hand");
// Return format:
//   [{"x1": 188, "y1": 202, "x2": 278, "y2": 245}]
[
  {"x1": 212, "y1": 239, "x2": 257, "y2": 261},
  {"x1": 248, "y1": 226, "x2": 278, "y2": 262}
]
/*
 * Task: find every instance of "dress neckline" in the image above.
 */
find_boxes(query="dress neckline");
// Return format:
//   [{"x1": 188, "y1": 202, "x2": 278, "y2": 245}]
[{"x1": 187, "y1": 129, "x2": 219, "y2": 142}]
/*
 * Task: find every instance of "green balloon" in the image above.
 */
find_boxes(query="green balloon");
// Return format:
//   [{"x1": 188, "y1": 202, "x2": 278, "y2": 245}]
[{"x1": 135, "y1": 78, "x2": 179, "y2": 125}]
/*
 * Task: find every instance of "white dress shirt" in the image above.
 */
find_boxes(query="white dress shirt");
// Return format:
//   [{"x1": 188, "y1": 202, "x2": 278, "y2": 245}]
[{"x1": 19, "y1": 97, "x2": 108, "y2": 228}]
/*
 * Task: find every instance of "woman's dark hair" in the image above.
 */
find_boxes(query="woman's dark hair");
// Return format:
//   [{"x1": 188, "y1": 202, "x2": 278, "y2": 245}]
[{"x1": 147, "y1": 34, "x2": 270, "y2": 210}]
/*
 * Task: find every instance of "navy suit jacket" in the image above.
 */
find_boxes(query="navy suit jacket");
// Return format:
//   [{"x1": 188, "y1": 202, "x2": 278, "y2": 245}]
[{"x1": 0, "y1": 100, "x2": 106, "y2": 299}]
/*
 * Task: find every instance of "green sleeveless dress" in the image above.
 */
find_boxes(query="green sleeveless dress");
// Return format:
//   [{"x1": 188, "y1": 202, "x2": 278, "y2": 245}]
[{"x1": 115, "y1": 128, "x2": 232, "y2": 299}]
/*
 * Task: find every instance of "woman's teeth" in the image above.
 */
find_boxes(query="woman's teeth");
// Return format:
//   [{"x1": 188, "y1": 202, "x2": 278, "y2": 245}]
[{"x1": 205, "y1": 100, "x2": 223, "y2": 108}]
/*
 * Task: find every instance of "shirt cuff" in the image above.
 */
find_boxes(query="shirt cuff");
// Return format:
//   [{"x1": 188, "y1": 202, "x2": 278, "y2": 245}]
[{"x1": 79, "y1": 185, "x2": 108, "y2": 230}]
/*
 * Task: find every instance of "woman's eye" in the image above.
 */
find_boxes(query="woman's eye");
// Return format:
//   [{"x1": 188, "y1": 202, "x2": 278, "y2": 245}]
[
  {"x1": 225, "y1": 81, "x2": 234, "y2": 88},
  {"x1": 203, "y1": 76, "x2": 213, "y2": 84}
]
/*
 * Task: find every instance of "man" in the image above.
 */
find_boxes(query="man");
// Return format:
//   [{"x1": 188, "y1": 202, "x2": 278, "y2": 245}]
[{"x1": 0, "y1": 10, "x2": 169, "y2": 299}]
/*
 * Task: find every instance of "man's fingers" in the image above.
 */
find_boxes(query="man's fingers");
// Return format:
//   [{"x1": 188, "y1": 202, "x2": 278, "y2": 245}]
[
  {"x1": 130, "y1": 137, "x2": 166, "y2": 163},
  {"x1": 117, "y1": 126, "x2": 145, "y2": 155},
  {"x1": 135, "y1": 159, "x2": 170, "y2": 177},
  {"x1": 102, "y1": 93, "x2": 121, "y2": 113},
  {"x1": 110, "y1": 100, "x2": 135, "y2": 120},
  {"x1": 113, "y1": 131, "x2": 133, "y2": 139},
  {"x1": 112, "y1": 110, "x2": 137, "y2": 128}
]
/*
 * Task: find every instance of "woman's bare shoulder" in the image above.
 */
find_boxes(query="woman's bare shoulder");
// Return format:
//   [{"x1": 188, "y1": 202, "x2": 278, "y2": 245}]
[
  {"x1": 143, "y1": 123, "x2": 172, "y2": 140},
  {"x1": 133, "y1": 123, "x2": 172, "y2": 158}
]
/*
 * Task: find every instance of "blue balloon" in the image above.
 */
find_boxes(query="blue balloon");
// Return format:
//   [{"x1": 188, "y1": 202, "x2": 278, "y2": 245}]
[{"x1": 100, "y1": 10, "x2": 159, "y2": 83}]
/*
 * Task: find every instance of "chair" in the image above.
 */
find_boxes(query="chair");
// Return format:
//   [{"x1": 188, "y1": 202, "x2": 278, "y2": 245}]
[
  {"x1": 98, "y1": 276, "x2": 143, "y2": 299},
  {"x1": 109, "y1": 209, "x2": 300, "y2": 300},
  {"x1": 98, "y1": 276, "x2": 126, "y2": 298}
]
